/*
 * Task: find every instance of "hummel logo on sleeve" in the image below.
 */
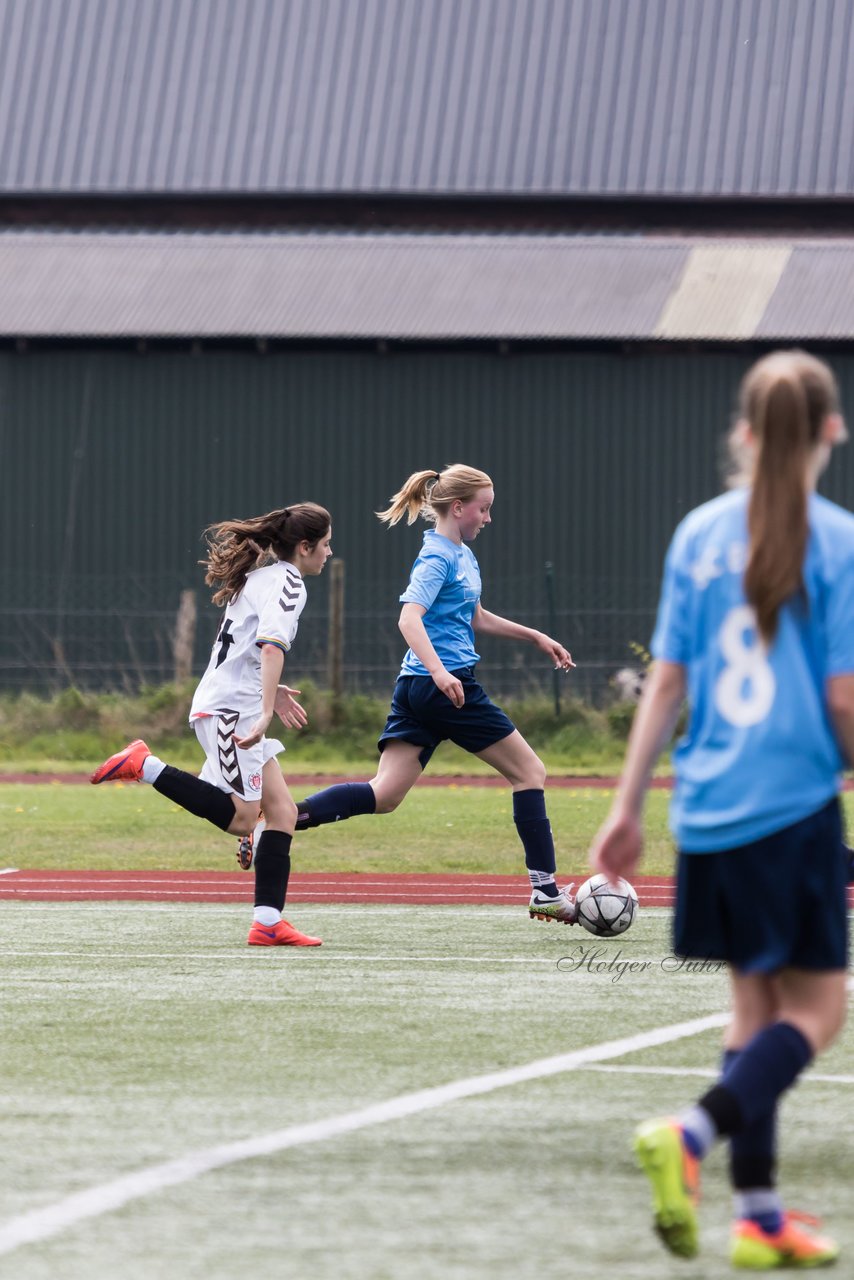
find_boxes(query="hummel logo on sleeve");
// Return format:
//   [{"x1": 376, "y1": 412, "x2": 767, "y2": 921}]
[{"x1": 279, "y1": 582, "x2": 301, "y2": 613}]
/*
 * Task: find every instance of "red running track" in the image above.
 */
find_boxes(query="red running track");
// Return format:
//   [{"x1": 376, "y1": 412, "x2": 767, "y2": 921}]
[
  {"x1": 0, "y1": 869, "x2": 677, "y2": 906},
  {"x1": 6, "y1": 773, "x2": 854, "y2": 789},
  {"x1": 2, "y1": 773, "x2": 665, "y2": 788}
]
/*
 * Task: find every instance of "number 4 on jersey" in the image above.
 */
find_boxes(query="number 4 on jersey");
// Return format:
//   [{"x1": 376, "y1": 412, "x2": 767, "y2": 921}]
[{"x1": 215, "y1": 618, "x2": 235, "y2": 668}]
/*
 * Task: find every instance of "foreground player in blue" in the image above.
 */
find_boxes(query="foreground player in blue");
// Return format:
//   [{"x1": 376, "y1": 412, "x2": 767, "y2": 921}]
[
  {"x1": 591, "y1": 350, "x2": 854, "y2": 1267},
  {"x1": 289, "y1": 464, "x2": 578, "y2": 923}
]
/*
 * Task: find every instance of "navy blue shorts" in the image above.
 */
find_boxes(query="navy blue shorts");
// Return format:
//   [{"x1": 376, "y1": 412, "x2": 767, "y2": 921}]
[
  {"x1": 673, "y1": 798, "x2": 849, "y2": 973},
  {"x1": 378, "y1": 669, "x2": 516, "y2": 767}
]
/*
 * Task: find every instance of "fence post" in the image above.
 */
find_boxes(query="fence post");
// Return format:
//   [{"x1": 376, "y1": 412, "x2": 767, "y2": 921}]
[
  {"x1": 544, "y1": 562, "x2": 561, "y2": 717},
  {"x1": 173, "y1": 589, "x2": 197, "y2": 684},
  {"x1": 327, "y1": 559, "x2": 345, "y2": 716}
]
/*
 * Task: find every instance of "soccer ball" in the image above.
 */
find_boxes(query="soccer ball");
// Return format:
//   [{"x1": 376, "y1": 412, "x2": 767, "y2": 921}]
[{"x1": 575, "y1": 873, "x2": 638, "y2": 938}]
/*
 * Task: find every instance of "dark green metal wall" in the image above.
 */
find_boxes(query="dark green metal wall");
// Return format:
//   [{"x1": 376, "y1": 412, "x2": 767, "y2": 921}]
[{"x1": 4, "y1": 346, "x2": 854, "y2": 697}]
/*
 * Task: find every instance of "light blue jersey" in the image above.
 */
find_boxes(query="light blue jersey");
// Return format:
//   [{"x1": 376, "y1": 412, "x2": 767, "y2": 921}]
[
  {"x1": 399, "y1": 530, "x2": 482, "y2": 677},
  {"x1": 652, "y1": 488, "x2": 854, "y2": 852}
]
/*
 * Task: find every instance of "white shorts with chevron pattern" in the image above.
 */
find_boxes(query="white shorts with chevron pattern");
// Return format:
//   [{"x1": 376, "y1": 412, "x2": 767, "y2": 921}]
[{"x1": 193, "y1": 711, "x2": 284, "y2": 800}]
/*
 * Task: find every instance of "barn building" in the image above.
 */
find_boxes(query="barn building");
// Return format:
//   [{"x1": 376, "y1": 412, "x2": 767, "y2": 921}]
[{"x1": 3, "y1": 0, "x2": 854, "y2": 698}]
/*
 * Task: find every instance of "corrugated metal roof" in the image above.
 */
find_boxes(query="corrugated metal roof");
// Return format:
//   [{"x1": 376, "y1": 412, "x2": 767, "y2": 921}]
[
  {"x1": 1, "y1": 230, "x2": 853, "y2": 339},
  {"x1": 2, "y1": 0, "x2": 854, "y2": 197}
]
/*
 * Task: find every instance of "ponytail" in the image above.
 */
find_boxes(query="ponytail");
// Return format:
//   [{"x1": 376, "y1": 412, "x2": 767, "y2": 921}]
[
  {"x1": 375, "y1": 470, "x2": 440, "y2": 526},
  {"x1": 202, "y1": 502, "x2": 331, "y2": 606},
  {"x1": 376, "y1": 464, "x2": 493, "y2": 527},
  {"x1": 739, "y1": 351, "x2": 839, "y2": 643}
]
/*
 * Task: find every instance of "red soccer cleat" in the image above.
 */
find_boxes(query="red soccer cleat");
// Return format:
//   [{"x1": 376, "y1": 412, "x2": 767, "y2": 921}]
[
  {"x1": 247, "y1": 919, "x2": 322, "y2": 947},
  {"x1": 90, "y1": 739, "x2": 151, "y2": 784}
]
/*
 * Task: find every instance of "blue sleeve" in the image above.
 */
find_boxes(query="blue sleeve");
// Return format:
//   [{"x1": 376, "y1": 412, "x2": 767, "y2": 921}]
[
  {"x1": 825, "y1": 551, "x2": 854, "y2": 676},
  {"x1": 400, "y1": 551, "x2": 452, "y2": 610},
  {"x1": 650, "y1": 525, "x2": 692, "y2": 665}
]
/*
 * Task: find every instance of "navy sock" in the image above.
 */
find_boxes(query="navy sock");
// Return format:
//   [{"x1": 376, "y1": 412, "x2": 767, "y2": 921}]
[
  {"x1": 513, "y1": 789, "x2": 556, "y2": 876},
  {"x1": 153, "y1": 765, "x2": 237, "y2": 832},
  {"x1": 253, "y1": 830, "x2": 292, "y2": 911},
  {"x1": 699, "y1": 1023, "x2": 812, "y2": 1138},
  {"x1": 723, "y1": 1048, "x2": 778, "y2": 1194},
  {"x1": 295, "y1": 782, "x2": 377, "y2": 830}
]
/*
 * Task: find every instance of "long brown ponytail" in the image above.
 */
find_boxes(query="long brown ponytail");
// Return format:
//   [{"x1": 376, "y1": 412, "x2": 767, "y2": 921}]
[
  {"x1": 739, "y1": 351, "x2": 839, "y2": 643},
  {"x1": 202, "y1": 502, "x2": 331, "y2": 606}
]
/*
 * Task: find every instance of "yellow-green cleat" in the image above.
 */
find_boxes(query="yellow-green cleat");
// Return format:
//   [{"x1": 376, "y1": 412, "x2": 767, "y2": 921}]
[
  {"x1": 730, "y1": 1212, "x2": 839, "y2": 1269},
  {"x1": 633, "y1": 1117, "x2": 700, "y2": 1259}
]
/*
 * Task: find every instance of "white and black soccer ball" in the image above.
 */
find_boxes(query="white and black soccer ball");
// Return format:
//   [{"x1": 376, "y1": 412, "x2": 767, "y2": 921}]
[
  {"x1": 612, "y1": 667, "x2": 646, "y2": 703},
  {"x1": 575, "y1": 873, "x2": 638, "y2": 938}
]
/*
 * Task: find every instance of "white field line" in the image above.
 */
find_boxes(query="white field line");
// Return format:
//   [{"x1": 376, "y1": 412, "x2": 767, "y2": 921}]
[
  {"x1": 0, "y1": 868, "x2": 19, "y2": 875},
  {"x1": 0, "y1": 889, "x2": 677, "y2": 904},
  {"x1": 0, "y1": 904, "x2": 556, "y2": 917},
  {"x1": 0, "y1": 950, "x2": 577, "y2": 964},
  {"x1": 0, "y1": 1010, "x2": 728, "y2": 1258},
  {"x1": 0, "y1": 873, "x2": 676, "y2": 886},
  {"x1": 580, "y1": 1063, "x2": 854, "y2": 1086}
]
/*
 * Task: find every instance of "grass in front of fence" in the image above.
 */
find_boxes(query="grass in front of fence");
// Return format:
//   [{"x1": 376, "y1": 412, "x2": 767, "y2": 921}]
[
  {"x1": 2, "y1": 903, "x2": 853, "y2": 1280},
  {"x1": 0, "y1": 682, "x2": 643, "y2": 775},
  {"x1": 6, "y1": 781, "x2": 677, "y2": 875},
  {"x1": 8, "y1": 783, "x2": 854, "y2": 878}
]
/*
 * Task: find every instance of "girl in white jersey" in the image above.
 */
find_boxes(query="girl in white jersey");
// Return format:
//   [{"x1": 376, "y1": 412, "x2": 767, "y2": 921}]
[
  {"x1": 288, "y1": 464, "x2": 579, "y2": 924},
  {"x1": 92, "y1": 503, "x2": 332, "y2": 948},
  {"x1": 591, "y1": 351, "x2": 854, "y2": 1268}
]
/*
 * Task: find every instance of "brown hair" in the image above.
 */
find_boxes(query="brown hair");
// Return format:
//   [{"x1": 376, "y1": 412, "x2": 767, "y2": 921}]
[
  {"x1": 738, "y1": 350, "x2": 839, "y2": 643},
  {"x1": 376, "y1": 464, "x2": 493, "y2": 526},
  {"x1": 202, "y1": 502, "x2": 331, "y2": 606}
]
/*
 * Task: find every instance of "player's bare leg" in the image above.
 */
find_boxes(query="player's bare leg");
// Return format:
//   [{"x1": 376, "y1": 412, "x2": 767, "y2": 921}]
[{"x1": 368, "y1": 740, "x2": 424, "y2": 812}]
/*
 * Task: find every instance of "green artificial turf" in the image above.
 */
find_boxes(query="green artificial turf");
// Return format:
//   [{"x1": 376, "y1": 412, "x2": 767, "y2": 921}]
[{"x1": 1, "y1": 904, "x2": 852, "y2": 1280}]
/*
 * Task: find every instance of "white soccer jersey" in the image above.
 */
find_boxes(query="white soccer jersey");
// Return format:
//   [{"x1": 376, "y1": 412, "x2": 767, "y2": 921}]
[{"x1": 190, "y1": 561, "x2": 307, "y2": 720}]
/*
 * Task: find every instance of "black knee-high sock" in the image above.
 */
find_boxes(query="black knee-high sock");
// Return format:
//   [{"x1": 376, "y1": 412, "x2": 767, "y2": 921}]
[
  {"x1": 723, "y1": 1048, "x2": 777, "y2": 1190},
  {"x1": 296, "y1": 782, "x2": 376, "y2": 830},
  {"x1": 697, "y1": 1023, "x2": 813, "y2": 1138},
  {"x1": 513, "y1": 789, "x2": 557, "y2": 876},
  {"x1": 153, "y1": 765, "x2": 237, "y2": 831},
  {"x1": 254, "y1": 830, "x2": 292, "y2": 912}
]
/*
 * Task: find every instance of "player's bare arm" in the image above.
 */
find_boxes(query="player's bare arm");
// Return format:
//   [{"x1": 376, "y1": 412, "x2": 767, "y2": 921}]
[
  {"x1": 398, "y1": 602, "x2": 465, "y2": 707},
  {"x1": 827, "y1": 673, "x2": 854, "y2": 764},
  {"x1": 234, "y1": 643, "x2": 285, "y2": 748},
  {"x1": 591, "y1": 660, "x2": 685, "y2": 883},
  {"x1": 274, "y1": 684, "x2": 308, "y2": 730},
  {"x1": 472, "y1": 604, "x2": 575, "y2": 670}
]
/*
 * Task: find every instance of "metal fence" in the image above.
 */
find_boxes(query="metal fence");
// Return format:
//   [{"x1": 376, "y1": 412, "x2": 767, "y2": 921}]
[{"x1": 0, "y1": 567, "x2": 658, "y2": 704}]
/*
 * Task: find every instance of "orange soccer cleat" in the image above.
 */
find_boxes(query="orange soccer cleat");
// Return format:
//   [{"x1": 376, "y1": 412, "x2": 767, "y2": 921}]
[
  {"x1": 236, "y1": 814, "x2": 265, "y2": 870},
  {"x1": 90, "y1": 739, "x2": 151, "y2": 784},
  {"x1": 236, "y1": 831, "x2": 255, "y2": 871},
  {"x1": 730, "y1": 1210, "x2": 840, "y2": 1269},
  {"x1": 247, "y1": 919, "x2": 322, "y2": 947}
]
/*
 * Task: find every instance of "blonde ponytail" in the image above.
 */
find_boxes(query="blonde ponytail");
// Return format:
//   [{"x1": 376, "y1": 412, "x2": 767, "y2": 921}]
[
  {"x1": 377, "y1": 464, "x2": 493, "y2": 527},
  {"x1": 739, "y1": 351, "x2": 839, "y2": 643},
  {"x1": 375, "y1": 470, "x2": 440, "y2": 526}
]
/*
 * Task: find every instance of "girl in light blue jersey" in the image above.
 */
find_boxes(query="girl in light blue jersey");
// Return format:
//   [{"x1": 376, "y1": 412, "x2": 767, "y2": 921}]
[
  {"x1": 591, "y1": 351, "x2": 854, "y2": 1268},
  {"x1": 292, "y1": 463, "x2": 578, "y2": 923}
]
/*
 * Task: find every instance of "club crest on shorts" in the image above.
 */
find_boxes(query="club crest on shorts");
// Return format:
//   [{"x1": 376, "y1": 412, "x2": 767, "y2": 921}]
[{"x1": 248, "y1": 772, "x2": 262, "y2": 793}]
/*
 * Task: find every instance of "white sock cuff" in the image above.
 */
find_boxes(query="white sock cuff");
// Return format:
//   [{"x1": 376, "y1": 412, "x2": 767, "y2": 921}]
[
  {"x1": 253, "y1": 907, "x2": 282, "y2": 926},
  {"x1": 141, "y1": 755, "x2": 166, "y2": 784}
]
